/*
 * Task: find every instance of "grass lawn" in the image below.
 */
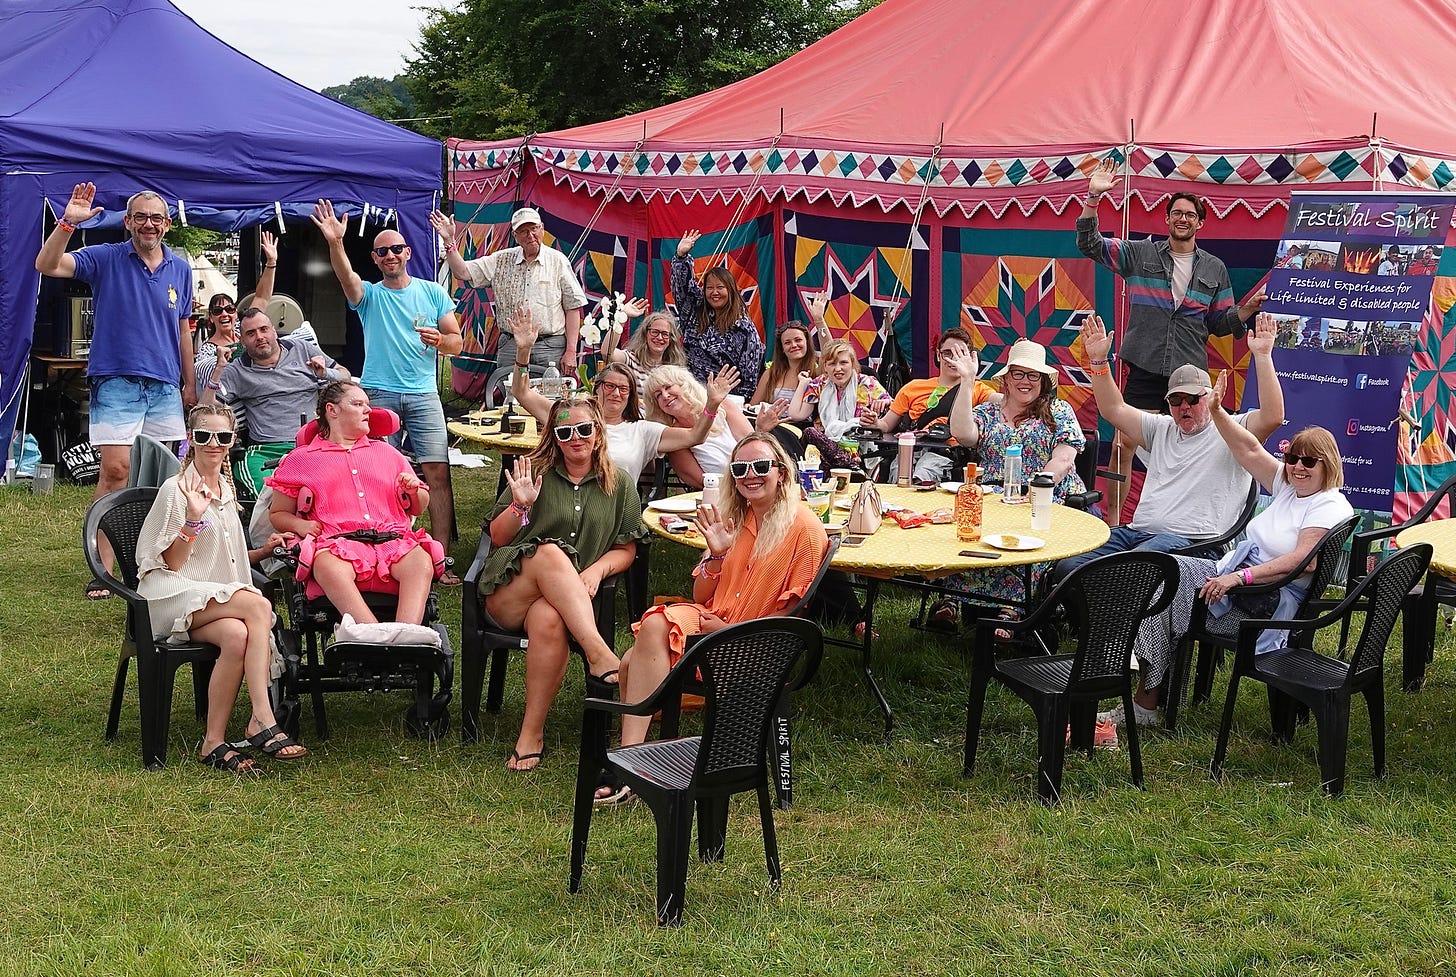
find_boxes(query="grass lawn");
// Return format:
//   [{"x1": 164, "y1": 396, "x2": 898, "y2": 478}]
[{"x1": 4, "y1": 460, "x2": 1456, "y2": 976}]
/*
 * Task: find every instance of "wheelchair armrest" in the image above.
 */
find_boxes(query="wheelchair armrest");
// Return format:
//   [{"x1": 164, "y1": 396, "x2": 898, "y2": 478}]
[{"x1": 1062, "y1": 490, "x2": 1103, "y2": 511}]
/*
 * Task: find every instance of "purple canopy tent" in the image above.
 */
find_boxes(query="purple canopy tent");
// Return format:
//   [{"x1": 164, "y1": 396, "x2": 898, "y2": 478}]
[{"x1": 0, "y1": 0, "x2": 443, "y2": 451}]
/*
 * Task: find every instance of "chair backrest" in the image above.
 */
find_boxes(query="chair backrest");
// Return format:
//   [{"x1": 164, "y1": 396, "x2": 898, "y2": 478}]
[
  {"x1": 1296, "y1": 515, "x2": 1361, "y2": 617},
  {"x1": 784, "y1": 534, "x2": 842, "y2": 619},
  {"x1": 82, "y1": 486, "x2": 160, "y2": 590},
  {"x1": 689, "y1": 617, "x2": 824, "y2": 787},
  {"x1": 126, "y1": 436, "x2": 179, "y2": 488},
  {"x1": 1074, "y1": 428, "x2": 1099, "y2": 492},
  {"x1": 1346, "y1": 543, "x2": 1433, "y2": 679},
  {"x1": 1060, "y1": 551, "x2": 1179, "y2": 688},
  {"x1": 482, "y1": 364, "x2": 545, "y2": 409}
]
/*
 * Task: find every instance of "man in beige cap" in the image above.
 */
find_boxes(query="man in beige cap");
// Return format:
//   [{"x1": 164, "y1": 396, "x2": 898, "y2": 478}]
[{"x1": 431, "y1": 206, "x2": 587, "y2": 373}]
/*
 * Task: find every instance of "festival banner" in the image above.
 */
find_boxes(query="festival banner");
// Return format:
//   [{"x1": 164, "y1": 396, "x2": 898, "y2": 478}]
[{"x1": 1256, "y1": 191, "x2": 1455, "y2": 511}]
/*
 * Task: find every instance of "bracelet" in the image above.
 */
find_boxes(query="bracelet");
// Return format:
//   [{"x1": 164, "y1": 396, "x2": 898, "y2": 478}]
[
  {"x1": 184, "y1": 518, "x2": 206, "y2": 529},
  {"x1": 1088, "y1": 367, "x2": 1111, "y2": 377},
  {"x1": 692, "y1": 554, "x2": 723, "y2": 579},
  {"x1": 444, "y1": 243, "x2": 456, "y2": 254},
  {"x1": 514, "y1": 361, "x2": 530, "y2": 369},
  {"x1": 206, "y1": 381, "x2": 221, "y2": 391},
  {"x1": 1085, "y1": 194, "x2": 1103, "y2": 205},
  {"x1": 703, "y1": 407, "x2": 717, "y2": 418},
  {"x1": 57, "y1": 219, "x2": 77, "y2": 233},
  {"x1": 1241, "y1": 569, "x2": 1253, "y2": 586},
  {"x1": 177, "y1": 528, "x2": 198, "y2": 543},
  {"x1": 1089, "y1": 358, "x2": 1109, "y2": 366},
  {"x1": 703, "y1": 552, "x2": 725, "y2": 563},
  {"x1": 263, "y1": 264, "x2": 277, "y2": 269},
  {"x1": 508, "y1": 501, "x2": 531, "y2": 526}
]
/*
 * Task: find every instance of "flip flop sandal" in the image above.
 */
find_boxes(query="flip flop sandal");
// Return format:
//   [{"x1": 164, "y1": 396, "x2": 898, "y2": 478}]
[
  {"x1": 200, "y1": 743, "x2": 260, "y2": 775},
  {"x1": 246, "y1": 723, "x2": 308, "y2": 760},
  {"x1": 84, "y1": 577, "x2": 114, "y2": 601},
  {"x1": 507, "y1": 749, "x2": 543, "y2": 772}
]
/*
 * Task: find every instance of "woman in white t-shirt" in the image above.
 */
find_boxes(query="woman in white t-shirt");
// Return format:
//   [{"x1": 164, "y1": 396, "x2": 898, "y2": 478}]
[
  {"x1": 644, "y1": 364, "x2": 773, "y2": 489},
  {"x1": 511, "y1": 314, "x2": 731, "y2": 484},
  {"x1": 1118, "y1": 371, "x2": 1354, "y2": 724}
]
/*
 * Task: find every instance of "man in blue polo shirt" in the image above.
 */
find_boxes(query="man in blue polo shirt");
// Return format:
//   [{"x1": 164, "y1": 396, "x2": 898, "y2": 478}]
[
  {"x1": 311, "y1": 201, "x2": 463, "y2": 576},
  {"x1": 36, "y1": 182, "x2": 195, "y2": 598}
]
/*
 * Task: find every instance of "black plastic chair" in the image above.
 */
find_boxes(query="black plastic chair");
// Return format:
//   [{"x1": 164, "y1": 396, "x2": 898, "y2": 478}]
[
  {"x1": 658, "y1": 534, "x2": 842, "y2": 809},
  {"x1": 1348, "y1": 471, "x2": 1456, "y2": 690},
  {"x1": 86, "y1": 487, "x2": 221, "y2": 769},
  {"x1": 1163, "y1": 515, "x2": 1360, "y2": 732},
  {"x1": 1210, "y1": 544, "x2": 1432, "y2": 796},
  {"x1": 458, "y1": 533, "x2": 623, "y2": 743},
  {"x1": 1169, "y1": 478, "x2": 1262, "y2": 560},
  {"x1": 569, "y1": 616, "x2": 824, "y2": 926},
  {"x1": 963, "y1": 551, "x2": 1178, "y2": 804}
]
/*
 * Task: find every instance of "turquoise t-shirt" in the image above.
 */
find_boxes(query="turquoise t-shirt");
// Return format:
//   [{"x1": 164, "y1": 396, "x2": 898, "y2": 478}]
[{"x1": 351, "y1": 278, "x2": 455, "y2": 393}]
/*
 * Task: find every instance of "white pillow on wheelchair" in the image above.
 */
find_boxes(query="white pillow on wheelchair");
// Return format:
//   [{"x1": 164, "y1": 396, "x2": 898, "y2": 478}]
[{"x1": 333, "y1": 613, "x2": 442, "y2": 647}]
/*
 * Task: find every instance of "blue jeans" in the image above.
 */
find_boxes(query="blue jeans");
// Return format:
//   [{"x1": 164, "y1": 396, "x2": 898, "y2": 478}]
[
  {"x1": 363, "y1": 388, "x2": 448, "y2": 463},
  {"x1": 1049, "y1": 526, "x2": 1220, "y2": 585}
]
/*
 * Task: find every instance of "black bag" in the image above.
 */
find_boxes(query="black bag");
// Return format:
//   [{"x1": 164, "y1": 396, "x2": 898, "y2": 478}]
[
  {"x1": 59, "y1": 441, "x2": 101, "y2": 485},
  {"x1": 1230, "y1": 587, "x2": 1280, "y2": 618}
]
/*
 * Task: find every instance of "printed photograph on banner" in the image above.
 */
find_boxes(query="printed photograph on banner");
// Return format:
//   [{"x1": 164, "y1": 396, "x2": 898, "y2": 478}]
[
  {"x1": 1323, "y1": 319, "x2": 1367, "y2": 354},
  {"x1": 1339, "y1": 242, "x2": 1385, "y2": 276},
  {"x1": 1275, "y1": 240, "x2": 1338, "y2": 271}
]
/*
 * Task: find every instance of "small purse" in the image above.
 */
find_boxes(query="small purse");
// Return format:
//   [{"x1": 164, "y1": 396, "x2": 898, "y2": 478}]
[{"x1": 847, "y1": 478, "x2": 884, "y2": 535}]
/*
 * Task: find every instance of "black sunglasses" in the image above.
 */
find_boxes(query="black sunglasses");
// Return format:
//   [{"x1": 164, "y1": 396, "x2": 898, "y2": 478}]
[
  {"x1": 1166, "y1": 392, "x2": 1204, "y2": 407},
  {"x1": 191, "y1": 429, "x2": 236, "y2": 447},
  {"x1": 372, "y1": 244, "x2": 408, "y2": 256},
  {"x1": 553, "y1": 421, "x2": 596, "y2": 441},
  {"x1": 729, "y1": 458, "x2": 780, "y2": 479},
  {"x1": 1282, "y1": 452, "x2": 1322, "y2": 468},
  {"x1": 210, "y1": 304, "x2": 236, "y2": 315}
]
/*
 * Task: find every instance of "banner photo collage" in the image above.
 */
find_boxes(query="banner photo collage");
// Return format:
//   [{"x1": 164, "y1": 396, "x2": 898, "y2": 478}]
[{"x1": 1258, "y1": 192, "x2": 1455, "y2": 511}]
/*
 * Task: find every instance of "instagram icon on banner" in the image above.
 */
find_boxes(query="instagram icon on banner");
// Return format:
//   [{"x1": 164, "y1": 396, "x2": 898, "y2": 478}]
[{"x1": 1347, "y1": 418, "x2": 1360, "y2": 437}]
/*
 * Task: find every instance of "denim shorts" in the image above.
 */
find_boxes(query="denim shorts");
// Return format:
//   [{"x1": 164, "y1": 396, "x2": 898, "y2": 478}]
[
  {"x1": 363, "y1": 388, "x2": 448, "y2": 463},
  {"x1": 88, "y1": 375, "x2": 186, "y2": 445}
]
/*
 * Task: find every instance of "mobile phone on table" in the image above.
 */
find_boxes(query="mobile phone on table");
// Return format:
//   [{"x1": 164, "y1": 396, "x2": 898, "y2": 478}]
[
  {"x1": 841, "y1": 535, "x2": 868, "y2": 547},
  {"x1": 959, "y1": 549, "x2": 1000, "y2": 559}
]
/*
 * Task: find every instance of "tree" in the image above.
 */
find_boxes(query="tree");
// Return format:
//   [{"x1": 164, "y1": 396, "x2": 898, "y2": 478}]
[
  {"x1": 404, "y1": 0, "x2": 881, "y2": 141},
  {"x1": 321, "y1": 75, "x2": 417, "y2": 126}
]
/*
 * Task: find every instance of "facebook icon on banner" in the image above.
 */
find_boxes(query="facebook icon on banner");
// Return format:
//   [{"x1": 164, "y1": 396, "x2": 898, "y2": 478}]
[{"x1": 1356, "y1": 373, "x2": 1369, "y2": 390}]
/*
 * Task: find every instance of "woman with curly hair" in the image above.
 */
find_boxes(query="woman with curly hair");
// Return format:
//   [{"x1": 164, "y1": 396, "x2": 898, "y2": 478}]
[{"x1": 476, "y1": 395, "x2": 645, "y2": 771}]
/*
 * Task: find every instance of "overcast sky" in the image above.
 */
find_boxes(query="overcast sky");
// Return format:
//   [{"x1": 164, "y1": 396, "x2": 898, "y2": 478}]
[{"x1": 171, "y1": 1, "x2": 442, "y2": 92}]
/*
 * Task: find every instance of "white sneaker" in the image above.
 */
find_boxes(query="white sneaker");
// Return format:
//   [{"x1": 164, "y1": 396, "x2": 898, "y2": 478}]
[{"x1": 1098, "y1": 701, "x2": 1160, "y2": 727}]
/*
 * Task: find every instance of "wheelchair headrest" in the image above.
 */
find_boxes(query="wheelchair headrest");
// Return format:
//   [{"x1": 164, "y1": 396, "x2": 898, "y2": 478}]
[{"x1": 295, "y1": 407, "x2": 401, "y2": 447}]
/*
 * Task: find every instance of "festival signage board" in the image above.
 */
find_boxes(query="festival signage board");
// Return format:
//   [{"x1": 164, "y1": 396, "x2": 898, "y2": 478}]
[{"x1": 1253, "y1": 192, "x2": 1454, "y2": 512}]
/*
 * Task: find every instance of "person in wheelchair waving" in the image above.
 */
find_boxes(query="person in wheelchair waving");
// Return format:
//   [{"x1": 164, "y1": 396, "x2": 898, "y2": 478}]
[
  {"x1": 476, "y1": 397, "x2": 644, "y2": 772},
  {"x1": 266, "y1": 381, "x2": 445, "y2": 644},
  {"x1": 135, "y1": 403, "x2": 305, "y2": 773}
]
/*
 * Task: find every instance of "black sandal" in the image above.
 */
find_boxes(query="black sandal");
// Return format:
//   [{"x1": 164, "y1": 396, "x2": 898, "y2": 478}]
[
  {"x1": 200, "y1": 743, "x2": 259, "y2": 775},
  {"x1": 84, "y1": 577, "x2": 113, "y2": 601},
  {"x1": 246, "y1": 723, "x2": 308, "y2": 760}
]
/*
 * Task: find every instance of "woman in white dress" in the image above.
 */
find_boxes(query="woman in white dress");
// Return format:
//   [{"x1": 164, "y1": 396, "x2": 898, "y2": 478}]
[{"x1": 135, "y1": 403, "x2": 305, "y2": 772}]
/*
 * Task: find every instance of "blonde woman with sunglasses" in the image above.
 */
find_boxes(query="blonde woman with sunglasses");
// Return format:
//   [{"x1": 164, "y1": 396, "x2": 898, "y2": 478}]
[
  {"x1": 596, "y1": 433, "x2": 827, "y2": 804},
  {"x1": 135, "y1": 404, "x2": 304, "y2": 773},
  {"x1": 475, "y1": 396, "x2": 646, "y2": 772}
]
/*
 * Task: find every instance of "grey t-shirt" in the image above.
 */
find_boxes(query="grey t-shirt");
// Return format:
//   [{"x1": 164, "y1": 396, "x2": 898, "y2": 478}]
[
  {"x1": 1131, "y1": 411, "x2": 1254, "y2": 540},
  {"x1": 218, "y1": 337, "x2": 341, "y2": 443}
]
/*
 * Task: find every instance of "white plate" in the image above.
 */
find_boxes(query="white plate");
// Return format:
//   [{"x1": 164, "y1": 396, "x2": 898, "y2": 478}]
[
  {"x1": 939, "y1": 481, "x2": 962, "y2": 494},
  {"x1": 982, "y1": 533, "x2": 1044, "y2": 551},
  {"x1": 834, "y1": 497, "x2": 854, "y2": 511},
  {"x1": 647, "y1": 496, "x2": 699, "y2": 514}
]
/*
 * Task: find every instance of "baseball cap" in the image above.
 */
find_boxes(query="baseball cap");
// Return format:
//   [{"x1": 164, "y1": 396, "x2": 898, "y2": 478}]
[
  {"x1": 510, "y1": 207, "x2": 542, "y2": 230},
  {"x1": 1165, "y1": 364, "x2": 1211, "y2": 400}
]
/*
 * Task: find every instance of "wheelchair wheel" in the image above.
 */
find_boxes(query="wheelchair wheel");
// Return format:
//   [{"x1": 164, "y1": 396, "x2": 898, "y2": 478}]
[{"x1": 404, "y1": 701, "x2": 450, "y2": 740}]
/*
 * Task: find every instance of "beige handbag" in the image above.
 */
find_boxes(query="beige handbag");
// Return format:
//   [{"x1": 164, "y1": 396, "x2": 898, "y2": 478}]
[{"x1": 847, "y1": 478, "x2": 883, "y2": 535}]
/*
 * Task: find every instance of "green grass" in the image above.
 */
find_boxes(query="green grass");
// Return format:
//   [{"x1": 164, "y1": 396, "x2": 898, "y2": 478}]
[{"x1": 4, "y1": 462, "x2": 1456, "y2": 975}]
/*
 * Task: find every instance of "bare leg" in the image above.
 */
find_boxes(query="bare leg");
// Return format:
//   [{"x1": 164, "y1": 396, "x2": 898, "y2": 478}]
[
  {"x1": 484, "y1": 544, "x2": 618, "y2": 676},
  {"x1": 310, "y1": 551, "x2": 376, "y2": 623},
  {"x1": 190, "y1": 590, "x2": 302, "y2": 755},
  {"x1": 421, "y1": 461, "x2": 454, "y2": 548},
  {"x1": 92, "y1": 444, "x2": 131, "y2": 577},
  {"x1": 619, "y1": 613, "x2": 674, "y2": 748},
  {"x1": 510, "y1": 598, "x2": 570, "y2": 770},
  {"x1": 187, "y1": 616, "x2": 247, "y2": 758},
  {"x1": 388, "y1": 545, "x2": 434, "y2": 625}
]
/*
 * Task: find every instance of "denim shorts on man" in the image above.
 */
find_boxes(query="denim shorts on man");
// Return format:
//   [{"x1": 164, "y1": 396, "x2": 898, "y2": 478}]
[
  {"x1": 88, "y1": 375, "x2": 185, "y2": 445},
  {"x1": 364, "y1": 388, "x2": 448, "y2": 463}
]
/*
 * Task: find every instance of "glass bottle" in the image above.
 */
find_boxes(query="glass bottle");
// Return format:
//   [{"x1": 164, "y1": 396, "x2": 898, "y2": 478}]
[{"x1": 955, "y1": 463, "x2": 983, "y2": 542}]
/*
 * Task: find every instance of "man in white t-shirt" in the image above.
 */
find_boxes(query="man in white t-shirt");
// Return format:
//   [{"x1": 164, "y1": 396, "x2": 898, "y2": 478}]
[{"x1": 1050, "y1": 311, "x2": 1285, "y2": 585}]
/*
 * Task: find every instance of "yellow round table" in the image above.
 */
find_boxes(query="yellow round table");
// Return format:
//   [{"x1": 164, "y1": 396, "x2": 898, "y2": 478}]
[
  {"x1": 1395, "y1": 519, "x2": 1456, "y2": 576},
  {"x1": 448, "y1": 412, "x2": 541, "y2": 453},
  {"x1": 640, "y1": 485, "x2": 1110, "y2": 735}
]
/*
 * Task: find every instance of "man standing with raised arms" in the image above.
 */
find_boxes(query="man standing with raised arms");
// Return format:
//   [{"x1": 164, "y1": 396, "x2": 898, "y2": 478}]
[
  {"x1": 37, "y1": 182, "x2": 195, "y2": 599},
  {"x1": 312, "y1": 201, "x2": 463, "y2": 578},
  {"x1": 1077, "y1": 159, "x2": 1266, "y2": 524}
]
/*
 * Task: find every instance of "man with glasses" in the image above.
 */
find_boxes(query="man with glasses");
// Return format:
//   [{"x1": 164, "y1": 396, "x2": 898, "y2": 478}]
[
  {"x1": 311, "y1": 202, "x2": 463, "y2": 571},
  {"x1": 430, "y1": 206, "x2": 586, "y2": 374},
  {"x1": 36, "y1": 183, "x2": 195, "y2": 599},
  {"x1": 201, "y1": 307, "x2": 350, "y2": 496},
  {"x1": 1076, "y1": 160, "x2": 1267, "y2": 524},
  {"x1": 1049, "y1": 312, "x2": 1285, "y2": 602}
]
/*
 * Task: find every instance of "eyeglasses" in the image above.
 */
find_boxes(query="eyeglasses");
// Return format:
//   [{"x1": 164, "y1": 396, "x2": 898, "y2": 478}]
[
  {"x1": 1168, "y1": 210, "x2": 1201, "y2": 221},
  {"x1": 1166, "y1": 392, "x2": 1204, "y2": 407},
  {"x1": 729, "y1": 458, "x2": 780, "y2": 479},
  {"x1": 1283, "y1": 452, "x2": 1322, "y2": 468},
  {"x1": 210, "y1": 305, "x2": 236, "y2": 315},
  {"x1": 596, "y1": 381, "x2": 632, "y2": 396},
  {"x1": 128, "y1": 213, "x2": 168, "y2": 225},
  {"x1": 191, "y1": 428, "x2": 236, "y2": 447},
  {"x1": 1006, "y1": 368, "x2": 1042, "y2": 382},
  {"x1": 553, "y1": 421, "x2": 596, "y2": 441},
  {"x1": 372, "y1": 244, "x2": 408, "y2": 256},
  {"x1": 646, "y1": 329, "x2": 673, "y2": 340}
]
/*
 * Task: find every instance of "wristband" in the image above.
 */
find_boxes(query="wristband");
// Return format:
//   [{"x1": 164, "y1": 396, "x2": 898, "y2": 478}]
[
  {"x1": 177, "y1": 528, "x2": 198, "y2": 543},
  {"x1": 704, "y1": 407, "x2": 718, "y2": 419},
  {"x1": 444, "y1": 243, "x2": 456, "y2": 254},
  {"x1": 1089, "y1": 358, "x2": 1109, "y2": 366},
  {"x1": 1241, "y1": 569, "x2": 1253, "y2": 586},
  {"x1": 1088, "y1": 367, "x2": 1111, "y2": 377},
  {"x1": 206, "y1": 381, "x2": 221, "y2": 391},
  {"x1": 57, "y1": 219, "x2": 78, "y2": 233},
  {"x1": 508, "y1": 501, "x2": 531, "y2": 526},
  {"x1": 1085, "y1": 193, "x2": 1103, "y2": 205},
  {"x1": 263, "y1": 264, "x2": 277, "y2": 269},
  {"x1": 692, "y1": 553, "x2": 723, "y2": 579}
]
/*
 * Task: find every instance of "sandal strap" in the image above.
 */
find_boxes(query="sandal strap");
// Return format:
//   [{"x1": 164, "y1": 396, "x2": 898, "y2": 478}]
[{"x1": 248, "y1": 723, "x2": 298, "y2": 753}]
